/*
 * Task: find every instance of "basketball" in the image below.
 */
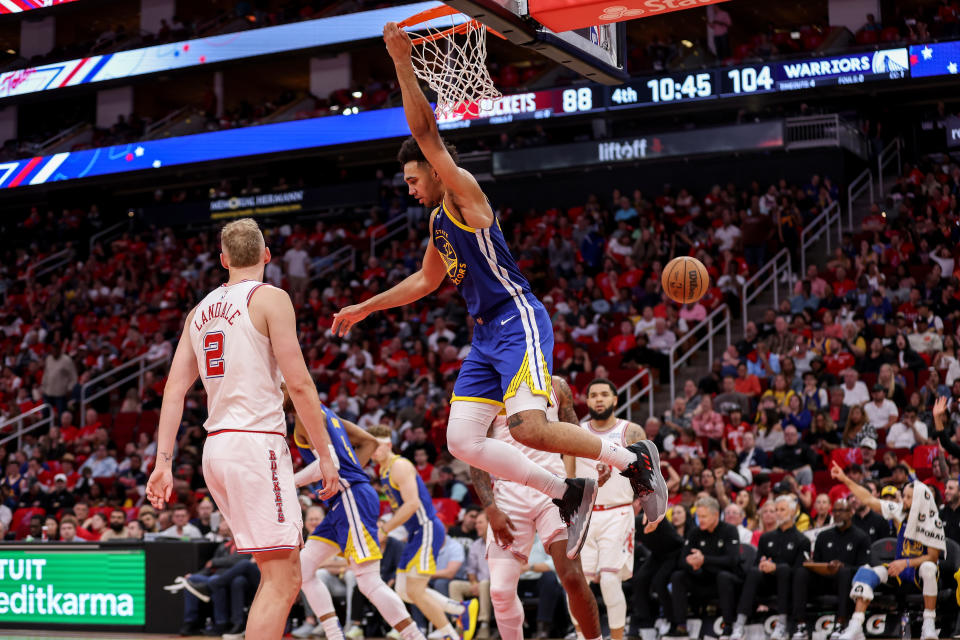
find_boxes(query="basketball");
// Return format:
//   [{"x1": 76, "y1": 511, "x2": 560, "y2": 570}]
[{"x1": 661, "y1": 256, "x2": 709, "y2": 304}]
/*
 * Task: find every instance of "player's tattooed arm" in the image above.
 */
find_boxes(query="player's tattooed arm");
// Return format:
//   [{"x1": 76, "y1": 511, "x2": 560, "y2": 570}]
[
  {"x1": 160, "y1": 452, "x2": 173, "y2": 463},
  {"x1": 553, "y1": 376, "x2": 579, "y2": 425},
  {"x1": 470, "y1": 465, "x2": 497, "y2": 508},
  {"x1": 624, "y1": 422, "x2": 647, "y2": 446}
]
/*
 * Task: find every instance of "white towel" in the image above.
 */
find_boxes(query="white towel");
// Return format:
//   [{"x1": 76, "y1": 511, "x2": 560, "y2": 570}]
[{"x1": 904, "y1": 480, "x2": 946, "y2": 554}]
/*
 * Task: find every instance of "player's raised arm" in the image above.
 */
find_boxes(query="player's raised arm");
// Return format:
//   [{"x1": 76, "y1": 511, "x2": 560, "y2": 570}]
[
  {"x1": 383, "y1": 22, "x2": 490, "y2": 227},
  {"x1": 147, "y1": 310, "x2": 200, "y2": 509},
  {"x1": 255, "y1": 285, "x2": 340, "y2": 499},
  {"x1": 830, "y1": 461, "x2": 881, "y2": 513},
  {"x1": 332, "y1": 215, "x2": 447, "y2": 336}
]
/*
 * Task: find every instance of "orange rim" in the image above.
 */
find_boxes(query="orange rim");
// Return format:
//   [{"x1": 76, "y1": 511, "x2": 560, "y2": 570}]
[{"x1": 399, "y1": 5, "x2": 506, "y2": 44}]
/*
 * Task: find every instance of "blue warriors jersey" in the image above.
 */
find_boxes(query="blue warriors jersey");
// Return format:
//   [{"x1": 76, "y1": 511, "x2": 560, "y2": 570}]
[
  {"x1": 380, "y1": 454, "x2": 439, "y2": 535},
  {"x1": 895, "y1": 519, "x2": 929, "y2": 560},
  {"x1": 295, "y1": 403, "x2": 370, "y2": 506},
  {"x1": 431, "y1": 199, "x2": 532, "y2": 319}
]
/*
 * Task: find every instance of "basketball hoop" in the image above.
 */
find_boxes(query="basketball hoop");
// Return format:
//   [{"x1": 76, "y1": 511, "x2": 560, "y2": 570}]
[{"x1": 398, "y1": 5, "x2": 506, "y2": 119}]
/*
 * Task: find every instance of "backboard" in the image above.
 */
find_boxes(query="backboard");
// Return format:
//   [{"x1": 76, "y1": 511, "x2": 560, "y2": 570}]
[{"x1": 444, "y1": 0, "x2": 628, "y2": 84}]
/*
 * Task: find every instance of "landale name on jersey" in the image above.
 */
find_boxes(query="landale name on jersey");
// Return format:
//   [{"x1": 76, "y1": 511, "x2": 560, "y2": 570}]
[{"x1": 194, "y1": 300, "x2": 242, "y2": 332}]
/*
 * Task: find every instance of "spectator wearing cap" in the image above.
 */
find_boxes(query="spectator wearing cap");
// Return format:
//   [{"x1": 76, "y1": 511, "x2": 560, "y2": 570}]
[
  {"x1": 863, "y1": 383, "x2": 899, "y2": 434},
  {"x1": 48, "y1": 473, "x2": 75, "y2": 511},
  {"x1": 885, "y1": 406, "x2": 929, "y2": 449}
]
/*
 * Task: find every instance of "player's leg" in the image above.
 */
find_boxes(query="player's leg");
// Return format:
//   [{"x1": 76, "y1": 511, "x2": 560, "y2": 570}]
[
  {"x1": 547, "y1": 538, "x2": 602, "y2": 640},
  {"x1": 246, "y1": 548, "x2": 303, "y2": 639},
  {"x1": 301, "y1": 538, "x2": 347, "y2": 640},
  {"x1": 352, "y1": 559, "x2": 425, "y2": 640},
  {"x1": 400, "y1": 572, "x2": 461, "y2": 639},
  {"x1": 488, "y1": 555, "x2": 526, "y2": 640},
  {"x1": 917, "y1": 561, "x2": 939, "y2": 640},
  {"x1": 840, "y1": 565, "x2": 887, "y2": 640},
  {"x1": 732, "y1": 568, "x2": 764, "y2": 639}
]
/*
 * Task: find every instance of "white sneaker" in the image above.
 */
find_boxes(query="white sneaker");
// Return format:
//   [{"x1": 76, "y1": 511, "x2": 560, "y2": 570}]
[
  {"x1": 387, "y1": 630, "x2": 403, "y2": 640},
  {"x1": 311, "y1": 624, "x2": 327, "y2": 638},
  {"x1": 292, "y1": 622, "x2": 317, "y2": 639},
  {"x1": 729, "y1": 622, "x2": 745, "y2": 640},
  {"x1": 222, "y1": 632, "x2": 244, "y2": 640},
  {"x1": 838, "y1": 621, "x2": 864, "y2": 640},
  {"x1": 345, "y1": 625, "x2": 365, "y2": 640},
  {"x1": 922, "y1": 617, "x2": 939, "y2": 640},
  {"x1": 771, "y1": 624, "x2": 788, "y2": 640},
  {"x1": 828, "y1": 628, "x2": 842, "y2": 640}
]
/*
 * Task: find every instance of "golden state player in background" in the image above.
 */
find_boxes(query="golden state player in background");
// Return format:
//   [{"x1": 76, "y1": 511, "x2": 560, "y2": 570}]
[
  {"x1": 147, "y1": 218, "x2": 340, "y2": 640},
  {"x1": 368, "y1": 425, "x2": 480, "y2": 640},
  {"x1": 288, "y1": 390, "x2": 427, "y2": 640},
  {"x1": 332, "y1": 21, "x2": 669, "y2": 560},
  {"x1": 830, "y1": 457, "x2": 943, "y2": 640},
  {"x1": 565, "y1": 379, "x2": 647, "y2": 640}
]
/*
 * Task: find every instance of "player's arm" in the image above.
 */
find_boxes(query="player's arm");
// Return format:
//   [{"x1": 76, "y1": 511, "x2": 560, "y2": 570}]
[
  {"x1": 830, "y1": 461, "x2": 882, "y2": 513},
  {"x1": 342, "y1": 418, "x2": 378, "y2": 468},
  {"x1": 380, "y1": 457, "x2": 421, "y2": 534},
  {"x1": 332, "y1": 216, "x2": 447, "y2": 336},
  {"x1": 624, "y1": 422, "x2": 647, "y2": 446},
  {"x1": 890, "y1": 547, "x2": 939, "y2": 577},
  {"x1": 255, "y1": 286, "x2": 339, "y2": 499},
  {"x1": 383, "y1": 22, "x2": 491, "y2": 228},
  {"x1": 146, "y1": 310, "x2": 200, "y2": 508}
]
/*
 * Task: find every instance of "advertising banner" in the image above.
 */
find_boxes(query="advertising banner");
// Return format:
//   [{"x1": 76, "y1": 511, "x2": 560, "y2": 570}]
[
  {"x1": 492, "y1": 120, "x2": 784, "y2": 175},
  {"x1": 947, "y1": 116, "x2": 960, "y2": 148},
  {"x1": 909, "y1": 41, "x2": 960, "y2": 78},
  {"x1": 0, "y1": 548, "x2": 145, "y2": 625}
]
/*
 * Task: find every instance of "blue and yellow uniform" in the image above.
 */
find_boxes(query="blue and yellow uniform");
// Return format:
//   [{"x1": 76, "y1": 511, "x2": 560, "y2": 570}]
[
  {"x1": 891, "y1": 519, "x2": 936, "y2": 587},
  {"x1": 297, "y1": 404, "x2": 381, "y2": 564},
  {"x1": 380, "y1": 454, "x2": 445, "y2": 575},
  {"x1": 432, "y1": 200, "x2": 553, "y2": 407}
]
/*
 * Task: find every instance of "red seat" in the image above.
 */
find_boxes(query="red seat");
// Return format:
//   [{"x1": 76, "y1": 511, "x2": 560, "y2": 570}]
[
  {"x1": 112, "y1": 412, "x2": 139, "y2": 449},
  {"x1": 432, "y1": 498, "x2": 461, "y2": 527},
  {"x1": 137, "y1": 410, "x2": 160, "y2": 438},
  {"x1": 831, "y1": 448, "x2": 862, "y2": 468},
  {"x1": 913, "y1": 445, "x2": 940, "y2": 470},
  {"x1": 880, "y1": 27, "x2": 900, "y2": 42},
  {"x1": 91, "y1": 506, "x2": 113, "y2": 520},
  {"x1": 124, "y1": 507, "x2": 139, "y2": 521},
  {"x1": 12, "y1": 507, "x2": 46, "y2": 539}
]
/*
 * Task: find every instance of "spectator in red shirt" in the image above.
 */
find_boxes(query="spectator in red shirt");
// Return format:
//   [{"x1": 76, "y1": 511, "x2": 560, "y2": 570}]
[
  {"x1": 832, "y1": 266, "x2": 856, "y2": 297},
  {"x1": 734, "y1": 362, "x2": 762, "y2": 397},
  {"x1": 607, "y1": 320, "x2": 637, "y2": 356}
]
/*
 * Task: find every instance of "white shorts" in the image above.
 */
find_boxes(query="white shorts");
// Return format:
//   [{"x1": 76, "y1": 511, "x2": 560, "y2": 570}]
[
  {"x1": 202, "y1": 430, "x2": 303, "y2": 553},
  {"x1": 487, "y1": 483, "x2": 567, "y2": 562},
  {"x1": 580, "y1": 505, "x2": 635, "y2": 580}
]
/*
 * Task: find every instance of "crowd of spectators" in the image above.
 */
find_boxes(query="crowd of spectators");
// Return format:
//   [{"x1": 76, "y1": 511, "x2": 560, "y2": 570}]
[{"x1": 3, "y1": 153, "x2": 960, "y2": 636}]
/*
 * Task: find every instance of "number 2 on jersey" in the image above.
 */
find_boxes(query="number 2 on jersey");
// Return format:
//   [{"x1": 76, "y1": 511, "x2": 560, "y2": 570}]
[{"x1": 203, "y1": 331, "x2": 225, "y2": 377}]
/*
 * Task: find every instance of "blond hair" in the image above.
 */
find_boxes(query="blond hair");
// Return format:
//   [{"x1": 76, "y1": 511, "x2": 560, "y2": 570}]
[
  {"x1": 220, "y1": 218, "x2": 264, "y2": 268},
  {"x1": 367, "y1": 424, "x2": 393, "y2": 440}
]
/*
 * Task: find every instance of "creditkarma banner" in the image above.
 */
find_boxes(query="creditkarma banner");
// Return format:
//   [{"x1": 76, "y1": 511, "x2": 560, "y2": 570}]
[
  {"x1": 0, "y1": 0, "x2": 78, "y2": 13},
  {"x1": 0, "y1": 1, "x2": 464, "y2": 100},
  {"x1": 0, "y1": 106, "x2": 413, "y2": 189},
  {"x1": 0, "y1": 548, "x2": 145, "y2": 624}
]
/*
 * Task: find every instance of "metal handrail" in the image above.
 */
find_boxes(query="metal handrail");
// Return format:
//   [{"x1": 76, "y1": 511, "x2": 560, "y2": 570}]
[
  {"x1": 143, "y1": 106, "x2": 191, "y2": 139},
  {"x1": 740, "y1": 248, "x2": 792, "y2": 334},
  {"x1": 311, "y1": 245, "x2": 356, "y2": 284},
  {"x1": 877, "y1": 138, "x2": 901, "y2": 195},
  {"x1": 89, "y1": 221, "x2": 128, "y2": 254},
  {"x1": 614, "y1": 368, "x2": 655, "y2": 421},
  {"x1": 668, "y1": 305, "x2": 731, "y2": 404},
  {"x1": 800, "y1": 200, "x2": 842, "y2": 274},
  {"x1": 79, "y1": 353, "x2": 170, "y2": 425},
  {"x1": 22, "y1": 247, "x2": 75, "y2": 281},
  {"x1": 32, "y1": 122, "x2": 86, "y2": 154},
  {"x1": 0, "y1": 404, "x2": 54, "y2": 452},
  {"x1": 846, "y1": 168, "x2": 874, "y2": 230},
  {"x1": 371, "y1": 216, "x2": 410, "y2": 258}
]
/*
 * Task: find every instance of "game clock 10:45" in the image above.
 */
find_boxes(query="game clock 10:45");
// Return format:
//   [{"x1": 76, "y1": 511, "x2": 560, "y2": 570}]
[{"x1": 609, "y1": 72, "x2": 716, "y2": 107}]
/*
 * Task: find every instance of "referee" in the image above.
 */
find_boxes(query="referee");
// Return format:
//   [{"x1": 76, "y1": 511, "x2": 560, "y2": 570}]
[{"x1": 790, "y1": 498, "x2": 870, "y2": 640}]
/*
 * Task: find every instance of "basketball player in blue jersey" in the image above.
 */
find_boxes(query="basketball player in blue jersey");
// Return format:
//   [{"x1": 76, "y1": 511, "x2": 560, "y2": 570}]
[
  {"x1": 332, "y1": 21, "x2": 669, "y2": 560},
  {"x1": 368, "y1": 425, "x2": 480, "y2": 640},
  {"x1": 289, "y1": 395, "x2": 439, "y2": 640},
  {"x1": 831, "y1": 460, "x2": 942, "y2": 640}
]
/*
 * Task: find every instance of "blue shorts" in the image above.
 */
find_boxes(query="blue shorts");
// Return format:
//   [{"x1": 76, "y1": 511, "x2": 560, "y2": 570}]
[
  {"x1": 399, "y1": 516, "x2": 446, "y2": 575},
  {"x1": 452, "y1": 294, "x2": 554, "y2": 407},
  {"x1": 309, "y1": 483, "x2": 382, "y2": 564},
  {"x1": 892, "y1": 562, "x2": 938, "y2": 589}
]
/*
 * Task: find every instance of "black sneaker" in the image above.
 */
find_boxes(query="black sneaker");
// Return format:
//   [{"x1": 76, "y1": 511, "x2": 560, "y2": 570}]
[
  {"x1": 622, "y1": 440, "x2": 668, "y2": 523},
  {"x1": 179, "y1": 621, "x2": 202, "y2": 636},
  {"x1": 552, "y1": 477, "x2": 598, "y2": 559},
  {"x1": 202, "y1": 623, "x2": 229, "y2": 636}
]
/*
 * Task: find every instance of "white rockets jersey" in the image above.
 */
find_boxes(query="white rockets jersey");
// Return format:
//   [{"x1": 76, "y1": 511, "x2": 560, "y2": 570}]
[
  {"x1": 189, "y1": 280, "x2": 285, "y2": 435},
  {"x1": 491, "y1": 388, "x2": 565, "y2": 487},
  {"x1": 576, "y1": 418, "x2": 635, "y2": 506}
]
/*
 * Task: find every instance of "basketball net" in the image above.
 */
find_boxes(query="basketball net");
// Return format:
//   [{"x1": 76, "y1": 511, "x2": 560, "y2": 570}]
[{"x1": 399, "y1": 7, "x2": 503, "y2": 119}]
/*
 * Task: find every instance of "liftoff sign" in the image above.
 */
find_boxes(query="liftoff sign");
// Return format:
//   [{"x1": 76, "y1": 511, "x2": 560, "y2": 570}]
[{"x1": 528, "y1": 0, "x2": 731, "y2": 32}]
